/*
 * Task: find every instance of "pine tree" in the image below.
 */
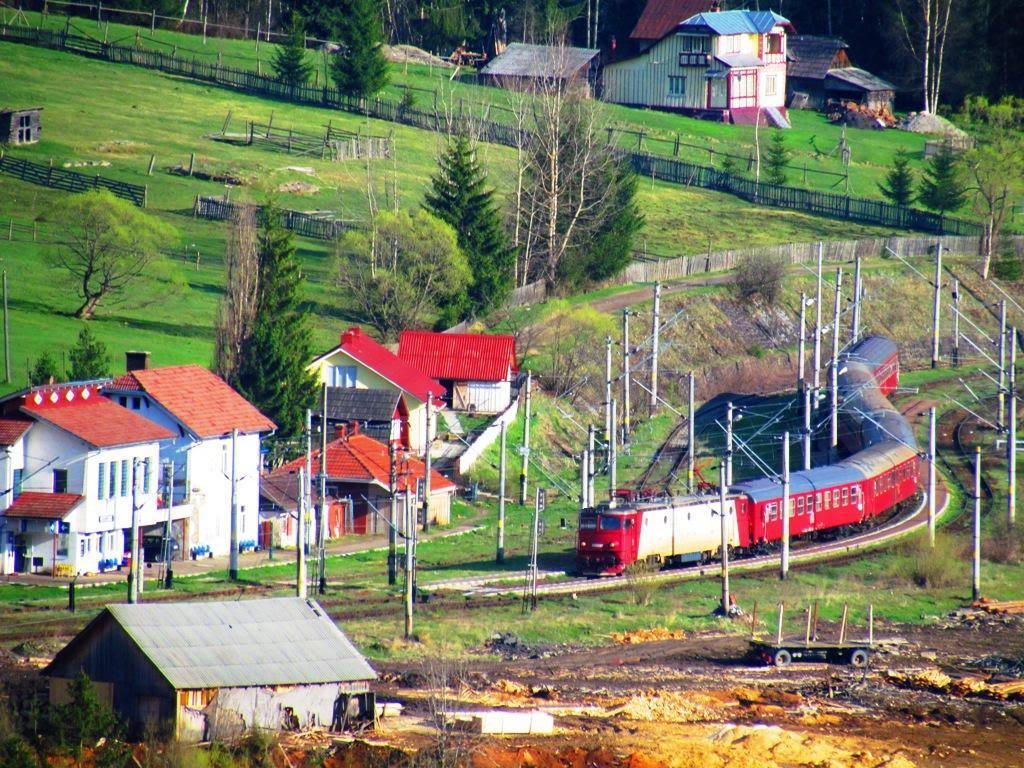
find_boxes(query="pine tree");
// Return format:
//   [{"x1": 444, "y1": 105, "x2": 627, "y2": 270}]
[
  {"x1": 764, "y1": 130, "x2": 791, "y2": 186},
  {"x1": 919, "y1": 141, "x2": 969, "y2": 214},
  {"x1": 425, "y1": 132, "x2": 512, "y2": 321},
  {"x1": 272, "y1": 13, "x2": 314, "y2": 87},
  {"x1": 68, "y1": 325, "x2": 110, "y2": 381},
  {"x1": 29, "y1": 352, "x2": 59, "y2": 386},
  {"x1": 878, "y1": 147, "x2": 916, "y2": 207},
  {"x1": 330, "y1": 0, "x2": 389, "y2": 99},
  {"x1": 234, "y1": 209, "x2": 317, "y2": 442}
]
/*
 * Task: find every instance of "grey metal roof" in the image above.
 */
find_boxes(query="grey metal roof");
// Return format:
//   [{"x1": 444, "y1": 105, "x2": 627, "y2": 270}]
[
  {"x1": 325, "y1": 387, "x2": 400, "y2": 423},
  {"x1": 825, "y1": 67, "x2": 895, "y2": 93},
  {"x1": 105, "y1": 598, "x2": 376, "y2": 689},
  {"x1": 787, "y1": 35, "x2": 847, "y2": 80},
  {"x1": 715, "y1": 53, "x2": 764, "y2": 69},
  {"x1": 480, "y1": 43, "x2": 599, "y2": 79},
  {"x1": 844, "y1": 335, "x2": 898, "y2": 370},
  {"x1": 679, "y1": 10, "x2": 789, "y2": 36},
  {"x1": 731, "y1": 463, "x2": 866, "y2": 503}
]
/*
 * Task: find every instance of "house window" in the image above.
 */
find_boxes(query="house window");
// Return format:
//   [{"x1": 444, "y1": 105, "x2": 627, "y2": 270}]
[
  {"x1": 722, "y1": 35, "x2": 740, "y2": 54},
  {"x1": 12, "y1": 468, "x2": 23, "y2": 500},
  {"x1": 108, "y1": 461, "x2": 117, "y2": 498},
  {"x1": 119, "y1": 396, "x2": 128, "y2": 407},
  {"x1": 131, "y1": 397, "x2": 141, "y2": 410},
  {"x1": 16, "y1": 114, "x2": 32, "y2": 142},
  {"x1": 766, "y1": 34, "x2": 783, "y2": 54},
  {"x1": 732, "y1": 73, "x2": 757, "y2": 99},
  {"x1": 80, "y1": 538, "x2": 86, "y2": 557},
  {"x1": 679, "y1": 35, "x2": 709, "y2": 53},
  {"x1": 57, "y1": 534, "x2": 68, "y2": 557},
  {"x1": 53, "y1": 469, "x2": 68, "y2": 494},
  {"x1": 765, "y1": 74, "x2": 777, "y2": 96},
  {"x1": 97, "y1": 463, "x2": 105, "y2": 500},
  {"x1": 668, "y1": 76, "x2": 686, "y2": 97},
  {"x1": 332, "y1": 365, "x2": 357, "y2": 388},
  {"x1": 143, "y1": 459, "x2": 151, "y2": 494},
  {"x1": 120, "y1": 460, "x2": 129, "y2": 497}
]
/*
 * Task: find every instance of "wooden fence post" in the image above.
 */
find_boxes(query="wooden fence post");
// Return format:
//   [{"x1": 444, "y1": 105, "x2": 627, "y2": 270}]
[{"x1": 151, "y1": 8, "x2": 155, "y2": 32}]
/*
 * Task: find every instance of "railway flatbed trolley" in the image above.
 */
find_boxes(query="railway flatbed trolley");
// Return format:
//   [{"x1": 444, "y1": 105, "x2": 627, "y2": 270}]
[{"x1": 751, "y1": 602, "x2": 875, "y2": 668}]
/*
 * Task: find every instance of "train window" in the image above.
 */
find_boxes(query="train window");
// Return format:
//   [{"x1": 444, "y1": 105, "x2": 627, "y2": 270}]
[
  {"x1": 824, "y1": 491, "x2": 830, "y2": 510},
  {"x1": 842, "y1": 488, "x2": 849, "y2": 505},
  {"x1": 815, "y1": 493, "x2": 822, "y2": 512},
  {"x1": 599, "y1": 516, "x2": 621, "y2": 531},
  {"x1": 797, "y1": 496, "x2": 804, "y2": 514},
  {"x1": 851, "y1": 486, "x2": 859, "y2": 504},
  {"x1": 833, "y1": 489, "x2": 841, "y2": 507},
  {"x1": 789, "y1": 499, "x2": 796, "y2": 517},
  {"x1": 579, "y1": 515, "x2": 597, "y2": 530},
  {"x1": 624, "y1": 520, "x2": 634, "y2": 529},
  {"x1": 767, "y1": 503, "x2": 777, "y2": 521}
]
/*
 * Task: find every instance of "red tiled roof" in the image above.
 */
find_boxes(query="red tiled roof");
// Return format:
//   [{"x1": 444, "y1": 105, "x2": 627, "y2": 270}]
[
  {"x1": 106, "y1": 365, "x2": 275, "y2": 438},
  {"x1": 5, "y1": 491, "x2": 84, "y2": 519},
  {"x1": 0, "y1": 419, "x2": 31, "y2": 446},
  {"x1": 323, "y1": 327, "x2": 443, "y2": 405},
  {"x1": 630, "y1": 0, "x2": 715, "y2": 41},
  {"x1": 270, "y1": 430, "x2": 456, "y2": 496},
  {"x1": 397, "y1": 331, "x2": 517, "y2": 383},
  {"x1": 21, "y1": 385, "x2": 174, "y2": 447}
]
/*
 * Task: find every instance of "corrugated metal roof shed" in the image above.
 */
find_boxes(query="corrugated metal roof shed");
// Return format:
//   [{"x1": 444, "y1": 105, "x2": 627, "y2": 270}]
[
  {"x1": 480, "y1": 43, "x2": 599, "y2": 80},
  {"x1": 788, "y1": 35, "x2": 847, "y2": 80},
  {"x1": 826, "y1": 67, "x2": 896, "y2": 93},
  {"x1": 398, "y1": 330, "x2": 517, "y2": 382},
  {"x1": 103, "y1": 598, "x2": 376, "y2": 689},
  {"x1": 679, "y1": 9, "x2": 790, "y2": 36}
]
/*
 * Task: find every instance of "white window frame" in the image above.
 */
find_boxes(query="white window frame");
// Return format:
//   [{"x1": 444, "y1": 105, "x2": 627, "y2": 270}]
[
  {"x1": 668, "y1": 75, "x2": 686, "y2": 97},
  {"x1": 765, "y1": 74, "x2": 777, "y2": 96}
]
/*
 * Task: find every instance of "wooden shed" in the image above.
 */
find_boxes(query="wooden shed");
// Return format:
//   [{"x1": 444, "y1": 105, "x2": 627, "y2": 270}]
[
  {"x1": 480, "y1": 43, "x2": 600, "y2": 92},
  {"x1": 786, "y1": 36, "x2": 894, "y2": 112},
  {"x1": 44, "y1": 598, "x2": 376, "y2": 741},
  {"x1": 0, "y1": 107, "x2": 42, "y2": 145}
]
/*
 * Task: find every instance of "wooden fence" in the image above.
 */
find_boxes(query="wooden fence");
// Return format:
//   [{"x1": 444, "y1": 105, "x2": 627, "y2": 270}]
[
  {"x1": 0, "y1": 150, "x2": 146, "y2": 206},
  {"x1": 0, "y1": 23, "x2": 983, "y2": 237},
  {"x1": 192, "y1": 195, "x2": 355, "y2": 239}
]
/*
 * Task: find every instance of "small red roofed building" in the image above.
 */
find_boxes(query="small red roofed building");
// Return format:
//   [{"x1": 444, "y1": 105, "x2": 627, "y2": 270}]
[
  {"x1": 398, "y1": 330, "x2": 518, "y2": 414},
  {"x1": 0, "y1": 383, "x2": 173, "y2": 576},
  {"x1": 104, "y1": 355, "x2": 276, "y2": 559},
  {"x1": 309, "y1": 327, "x2": 443, "y2": 455},
  {"x1": 260, "y1": 425, "x2": 456, "y2": 542}
]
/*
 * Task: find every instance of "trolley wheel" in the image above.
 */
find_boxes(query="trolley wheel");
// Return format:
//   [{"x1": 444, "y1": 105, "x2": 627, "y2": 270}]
[
  {"x1": 849, "y1": 648, "x2": 870, "y2": 668},
  {"x1": 772, "y1": 649, "x2": 792, "y2": 668}
]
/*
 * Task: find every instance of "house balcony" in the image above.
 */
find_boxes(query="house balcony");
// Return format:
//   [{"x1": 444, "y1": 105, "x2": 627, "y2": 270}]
[{"x1": 678, "y1": 52, "x2": 711, "y2": 67}]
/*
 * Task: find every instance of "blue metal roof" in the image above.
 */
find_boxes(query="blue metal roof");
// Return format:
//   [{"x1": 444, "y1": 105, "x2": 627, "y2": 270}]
[
  {"x1": 679, "y1": 10, "x2": 790, "y2": 36},
  {"x1": 732, "y1": 462, "x2": 865, "y2": 503}
]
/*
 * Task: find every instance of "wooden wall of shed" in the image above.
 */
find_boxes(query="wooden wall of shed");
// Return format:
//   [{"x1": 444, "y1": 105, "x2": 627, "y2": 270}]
[{"x1": 0, "y1": 110, "x2": 42, "y2": 144}]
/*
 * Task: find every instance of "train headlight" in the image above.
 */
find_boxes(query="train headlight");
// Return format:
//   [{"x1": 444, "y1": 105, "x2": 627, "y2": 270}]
[{"x1": 609, "y1": 541, "x2": 617, "y2": 548}]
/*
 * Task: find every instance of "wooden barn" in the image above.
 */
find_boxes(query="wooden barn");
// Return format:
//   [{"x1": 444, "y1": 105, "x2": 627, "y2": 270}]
[
  {"x1": 0, "y1": 107, "x2": 42, "y2": 145},
  {"x1": 480, "y1": 43, "x2": 600, "y2": 92},
  {"x1": 787, "y1": 36, "x2": 894, "y2": 112},
  {"x1": 44, "y1": 598, "x2": 376, "y2": 741}
]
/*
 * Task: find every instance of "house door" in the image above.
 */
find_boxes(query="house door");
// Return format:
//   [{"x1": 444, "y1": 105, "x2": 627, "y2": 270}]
[
  {"x1": 13, "y1": 535, "x2": 27, "y2": 573},
  {"x1": 452, "y1": 382, "x2": 470, "y2": 411},
  {"x1": 709, "y1": 78, "x2": 727, "y2": 109}
]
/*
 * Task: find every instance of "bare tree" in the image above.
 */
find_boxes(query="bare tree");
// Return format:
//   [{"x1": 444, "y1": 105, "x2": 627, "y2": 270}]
[
  {"x1": 897, "y1": 0, "x2": 957, "y2": 113},
  {"x1": 213, "y1": 204, "x2": 260, "y2": 381}
]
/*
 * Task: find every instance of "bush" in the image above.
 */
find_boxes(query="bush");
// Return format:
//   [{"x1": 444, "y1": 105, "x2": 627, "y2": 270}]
[
  {"x1": 984, "y1": 519, "x2": 1024, "y2": 564},
  {"x1": 895, "y1": 533, "x2": 963, "y2": 589},
  {"x1": 623, "y1": 560, "x2": 660, "y2": 606},
  {"x1": 991, "y1": 237, "x2": 1023, "y2": 282},
  {"x1": 732, "y1": 252, "x2": 787, "y2": 306},
  {"x1": 0, "y1": 736, "x2": 38, "y2": 768}
]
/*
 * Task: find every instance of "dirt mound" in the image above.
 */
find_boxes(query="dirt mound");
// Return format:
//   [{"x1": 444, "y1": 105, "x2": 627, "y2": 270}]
[
  {"x1": 277, "y1": 181, "x2": 320, "y2": 195},
  {"x1": 896, "y1": 112, "x2": 970, "y2": 138},
  {"x1": 471, "y1": 745, "x2": 655, "y2": 768},
  {"x1": 384, "y1": 44, "x2": 454, "y2": 68},
  {"x1": 610, "y1": 628, "x2": 685, "y2": 644},
  {"x1": 709, "y1": 724, "x2": 917, "y2": 768},
  {"x1": 613, "y1": 691, "x2": 722, "y2": 723}
]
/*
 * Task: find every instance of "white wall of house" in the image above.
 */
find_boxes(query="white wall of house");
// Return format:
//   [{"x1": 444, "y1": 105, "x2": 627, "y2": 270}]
[
  {"x1": 462, "y1": 380, "x2": 513, "y2": 415},
  {"x1": 0, "y1": 435, "x2": 26, "y2": 574}
]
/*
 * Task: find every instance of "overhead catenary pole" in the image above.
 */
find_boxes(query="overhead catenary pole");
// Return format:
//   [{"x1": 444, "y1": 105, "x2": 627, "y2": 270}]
[
  {"x1": 129, "y1": 459, "x2": 140, "y2": 603},
  {"x1": 422, "y1": 393, "x2": 433, "y2": 533},
  {"x1": 781, "y1": 431, "x2": 790, "y2": 580},
  {"x1": 497, "y1": 420, "x2": 507, "y2": 563},
  {"x1": 318, "y1": 385, "x2": 328, "y2": 593},
  {"x1": 388, "y1": 439, "x2": 398, "y2": 584},
  {"x1": 973, "y1": 446, "x2": 982, "y2": 601},
  {"x1": 851, "y1": 255, "x2": 862, "y2": 343},
  {"x1": 580, "y1": 448, "x2": 589, "y2": 511},
  {"x1": 998, "y1": 300, "x2": 1007, "y2": 430},
  {"x1": 609, "y1": 399, "x2": 618, "y2": 497},
  {"x1": 404, "y1": 490, "x2": 414, "y2": 639},
  {"x1": 229, "y1": 427, "x2": 239, "y2": 581},
  {"x1": 931, "y1": 241, "x2": 942, "y2": 369},
  {"x1": 1009, "y1": 330, "x2": 1017, "y2": 527},
  {"x1": 519, "y1": 373, "x2": 532, "y2": 505},
  {"x1": 622, "y1": 308, "x2": 631, "y2": 439},
  {"x1": 813, "y1": 242, "x2": 824, "y2": 409},
  {"x1": 650, "y1": 283, "x2": 661, "y2": 417},
  {"x1": 687, "y1": 372, "x2": 696, "y2": 493},
  {"x1": 725, "y1": 402, "x2": 735, "y2": 486},
  {"x1": 830, "y1": 268, "x2": 843, "y2": 457},
  {"x1": 302, "y1": 408, "x2": 312, "y2": 593},
  {"x1": 719, "y1": 461, "x2": 730, "y2": 612},
  {"x1": 2, "y1": 270, "x2": 9, "y2": 384},
  {"x1": 928, "y1": 406, "x2": 937, "y2": 547},
  {"x1": 605, "y1": 334, "x2": 613, "y2": 467},
  {"x1": 798, "y1": 291, "x2": 807, "y2": 393},
  {"x1": 952, "y1": 279, "x2": 960, "y2": 367},
  {"x1": 587, "y1": 424, "x2": 596, "y2": 507},
  {"x1": 803, "y1": 385, "x2": 812, "y2": 471},
  {"x1": 296, "y1": 467, "x2": 307, "y2": 598}
]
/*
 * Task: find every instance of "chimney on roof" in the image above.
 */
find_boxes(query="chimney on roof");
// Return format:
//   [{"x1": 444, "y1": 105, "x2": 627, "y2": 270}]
[
  {"x1": 340, "y1": 327, "x2": 362, "y2": 346},
  {"x1": 711, "y1": 1, "x2": 721, "y2": 10},
  {"x1": 125, "y1": 351, "x2": 150, "y2": 372}
]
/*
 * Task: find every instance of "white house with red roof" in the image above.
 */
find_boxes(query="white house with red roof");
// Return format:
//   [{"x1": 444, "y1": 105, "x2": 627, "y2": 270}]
[
  {"x1": 0, "y1": 384, "x2": 173, "y2": 576},
  {"x1": 104, "y1": 360, "x2": 276, "y2": 558},
  {"x1": 308, "y1": 327, "x2": 443, "y2": 456},
  {"x1": 261, "y1": 424, "x2": 456, "y2": 543},
  {"x1": 397, "y1": 330, "x2": 518, "y2": 414}
]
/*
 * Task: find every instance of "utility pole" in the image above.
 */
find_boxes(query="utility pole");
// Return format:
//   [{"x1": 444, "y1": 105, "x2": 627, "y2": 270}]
[
  {"x1": 830, "y1": 268, "x2": 843, "y2": 457},
  {"x1": 650, "y1": 283, "x2": 661, "y2": 417},
  {"x1": 388, "y1": 439, "x2": 397, "y2": 584},
  {"x1": 998, "y1": 300, "x2": 1007, "y2": 430},
  {"x1": 422, "y1": 393, "x2": 433, "y2": 533},
  {"x1": 163, "y1": 460, "x2": 173, "y2": 589},
  {"x1": 580, "y1": 448, "x2": 589, "y2": 511},
  {"x1": 973, "y1": 446, "x2": 982, "y2": 601},
  {"x1": 952, "y1": 279, "x2": 960, "y2": 368},
  {"x1": 931, "y1": 241, "x2": 942, "y2": 369},
  {"x1": 404, "y1": 490, "x2": 413, "y2": 639},
  {"x1": 813, "y1": 242, "x2": 823, "y2": 408},
  {"x1": 519, "y1": 373, "x2": 531, "y2": 505},
  {"x1": 587, "y1": 425, "x2": 596, "y2": 507},
  {"x1": 296, "y1": 467, "x2": 307, "y2": 598},
  {"x1": 928, "y1": 406, "x2": 937, "y2": 547},
  {"x1": 605, "y1": 335, "x2": 613, "y2": 466},
  {"x1": 318, "y1": 386, "x2": 327, "y2": 594},
  {"x1": 851, "y1": 255, "x2": 862, "y2": 344},
  {"x1": 1008, "y1": 330, "x2": 1017, "y2": 527},
  {"x1": 803, "y1": 385, "x2": 812, "y2": 471},
  {"x1": 798, "y1": 291, "x2": 807, "y2": 394},
  {"x1": 725, "y1": 402, "x2": 735, "y2": 486},
  {"x1": 2, "y1": 270, "x2": 9, "y2": 384},
  {"x1": 302, "y1": 408, "x2": 312, "y2": 595},
  {"x1": 719, "y1": 461, "x2": 729, "y2": 612},
  {"x1": 622, "y1": 308, "x2": 631, "y2": 439},
  {"x1": 781, "y1": 432, "x2": 790, "y2": 580},
  {"x1": 687, "y1": 372, "x2": 696, "y2": 493},
  {"x1": 609, "y1": 399, "x2": 618, "y2": 497},
  {"x1": 129, "y1": 459, "x2": 140, "y2": 603},
  {"x1": 497, "y1": 420, "x2": 507, "y2": 563},
  {"x1": 229, "y1": 427, "x2": 239, "y2": 581}
]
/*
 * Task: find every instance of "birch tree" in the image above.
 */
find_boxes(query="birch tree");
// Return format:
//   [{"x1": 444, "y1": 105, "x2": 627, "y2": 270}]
[
  {"x1": 214, "y1": 204, "x2": 260, "y2": 382},
  {"x1": 898, "y1": 0, "x2": 957, "y2": 113}
]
